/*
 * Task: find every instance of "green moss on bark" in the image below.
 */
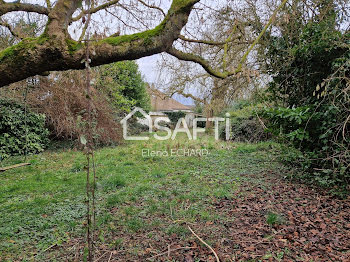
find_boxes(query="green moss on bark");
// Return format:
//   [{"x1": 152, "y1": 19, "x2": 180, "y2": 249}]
[
  {"x1": 170, "y1": 0, "x2": 197, "y2": 14},
  {"x1": 65, "y1": 39, "x2": 83, "y2": 54},
  {"x1": 0, "y1": 38, "x2": 37, "y2": 62},
  {"x1": 101, "y1": 20, "x2": 166, "y2": 47},
  {"x1": 0, "y1": 34, "x2": 52, "y2": 65},
  {"x1": 101, "y1": 0, "x2": 196, "y2": 47}
]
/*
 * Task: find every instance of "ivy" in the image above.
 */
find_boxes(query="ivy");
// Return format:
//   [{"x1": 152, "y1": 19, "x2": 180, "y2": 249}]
[
  {"x1": 0, "y1": 98, "x2": 49, "y2": 159},
  {"x1": 262, "y1": 4, "x2": 350, "y2": 190}
]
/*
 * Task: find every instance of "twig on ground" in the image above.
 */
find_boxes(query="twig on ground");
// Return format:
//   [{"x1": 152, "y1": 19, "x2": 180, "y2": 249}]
[
  {"x1": 94, "y1": 251, "x2": 108, "y2": 262},
  {"x1": 147, "y1": 247, "x2": 197, "y2": 260},
  {"x1": 170, "y1": 204, "x2": 174, "y2": 220},
  {"x1": 108, "y1": 251, "x2": 113, "y2": 262},
  {"x1": 32, "y1": 243, "x2": 57, "y2": 258},
  {"x1": 173, "y1": 219, "x2": 196, "y2": 225},
  {"x1": 188, "y1": 226, "x2": 220, "y2": 262}
]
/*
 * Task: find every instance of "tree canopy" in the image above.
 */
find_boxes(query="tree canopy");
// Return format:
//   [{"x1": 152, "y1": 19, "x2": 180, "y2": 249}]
[
  {"x1": 96, "y1": 61, "x2": 151, "y2": 112},
  {"x1": 0, "y1": 0, "x2": 199, "y2": 87},
  {"x1": 0, "y1": 0, "x2": 292, "y2": 88}
]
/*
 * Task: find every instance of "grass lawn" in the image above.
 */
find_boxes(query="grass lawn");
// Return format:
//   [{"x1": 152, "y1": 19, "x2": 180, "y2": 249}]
[
  {"x1": 0, "y1": 134, "x2": 281, "y2": 261},
  {"x1": 1, "y1": 135, "x2": 349, "y2": 261}
]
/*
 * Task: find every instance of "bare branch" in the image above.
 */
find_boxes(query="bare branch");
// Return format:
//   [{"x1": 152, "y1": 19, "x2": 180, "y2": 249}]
[
  {"x1": 0, "y1": 1, "x2": 48, "y2": 16},
  {"x1": 223, "y1": 21, "x2": 239, "y2": 71},
  {"x1": 78, "y1": 0, "x2": 96, "y2": 41},
  {"x1": 169, "y1": 0, "x2": 289, "y2": 79},
  {"x1": 118, "y1": 3, "x2": 150, "y2": 29},
  {"x1": 167, "y1": 47, "x2": 236, "y2": 79},
  {"x1": 137, "y1": 0, "x2": 165, "y2": 16},
  {"x1": 237, "y1": 0, "x2": 288, "y2": 71},
  {"x1": 178, "y1": 35, "x2": 228, "y2": 46},
  {"x1": 172, "y1": 89, "x2": 205, "y2": 103},
  {"x1": 0, "y1": 18, "x2": 22, "y2": 39},
  {"x1": 72, "y1": 0, "x2": 122, "y2": 22},
  {"x1": 105, "y1": 9, "x2": 140, "y2": 31}
]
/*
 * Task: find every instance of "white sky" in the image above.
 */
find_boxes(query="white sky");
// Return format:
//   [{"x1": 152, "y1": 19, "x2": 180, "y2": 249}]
[
  {"x1": 137, "y1": 55, "x2": 159, "y2": 84},
  {"x1": 137, "y1": 55, "x2": 195, "y2": 105}
]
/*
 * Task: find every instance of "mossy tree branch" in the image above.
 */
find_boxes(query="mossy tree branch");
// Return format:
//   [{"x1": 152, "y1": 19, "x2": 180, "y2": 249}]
[
  {"x1": 0, "y1": 0, "x2": 200, "y2": 87},
  {"x1": 0, "y1": 0, "x2": 287, "y2": 87}
]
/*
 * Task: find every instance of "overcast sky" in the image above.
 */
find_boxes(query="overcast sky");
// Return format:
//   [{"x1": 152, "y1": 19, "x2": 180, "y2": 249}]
[
  {"x1": 137, "y1": 55, "x2": 159, "y2": 84},
  {"x1": 137, "y1": 55, "x2": 195, "y2": 105}
]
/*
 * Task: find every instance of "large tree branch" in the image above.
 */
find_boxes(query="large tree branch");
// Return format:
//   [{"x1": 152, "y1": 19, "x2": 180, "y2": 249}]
[
  {"x1": 0, "y1": 1, "x2": 48, "y2": 16},
  {"x1": 0, "y1": 0, "x2": 199, "y2": 87},
  {"x1": 167, "y1": 47, "x2": 236, "y2": 79},
  {"x1": 46, "y1": 0, "x2": 82, "y2": 39}
]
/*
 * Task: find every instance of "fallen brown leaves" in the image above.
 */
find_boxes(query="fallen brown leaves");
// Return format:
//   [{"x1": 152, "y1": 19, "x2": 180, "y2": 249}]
[
  {"x1": 212, "y1": 173, "x2": 350, "y2": 261},
  {"x1": 58, "y1": 171, "x2": 349, "y2": 261}
]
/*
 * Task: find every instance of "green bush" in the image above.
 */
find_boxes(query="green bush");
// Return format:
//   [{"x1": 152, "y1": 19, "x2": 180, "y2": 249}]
[
  {"x1": 261, "y1": 103, "x2": 349, "y2": 191},
  {"x1": 126, "y1": 117, "x2": 150, "y2": 135},
  {"x1": 0, "y1": 98, "x2": 49, "y2": 159},
  {"x1": 260, "y1": 106, "x2": 312, "y2": 145},
  {"x1": 220, "y1": 116, "x2": 269, "y2": 142},
  {"x1": 262, "y1": 15, "x2": 350, "y2": 190},
  {"x1": 220, "y1": 101, "x2": 270, "y2": 142},
  {"x1": 165, "y1": 111, "x2": 186, "y2": 125},
  {"x1": 96, "y1": 61, "x2": 151, "y2": 113}
]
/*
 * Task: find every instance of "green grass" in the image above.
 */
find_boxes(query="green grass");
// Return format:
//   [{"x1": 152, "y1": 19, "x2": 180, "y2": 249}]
[
  {"x1": 266, "y1": 211, "x2": 285, "y2": 226},
  {"x1": 0, "y1": 134, "x2": 284, "y2": 260}
]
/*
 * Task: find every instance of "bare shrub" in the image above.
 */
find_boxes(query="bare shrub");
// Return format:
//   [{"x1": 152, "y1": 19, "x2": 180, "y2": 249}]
[{"x1": 4, "y1": 71, "x2": 121, "y2": 145}]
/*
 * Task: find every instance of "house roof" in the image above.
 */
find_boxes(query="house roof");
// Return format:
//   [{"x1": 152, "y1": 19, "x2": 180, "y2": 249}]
[{"x1": 148, "y1": 88, "x2": 193, "y2": 112}]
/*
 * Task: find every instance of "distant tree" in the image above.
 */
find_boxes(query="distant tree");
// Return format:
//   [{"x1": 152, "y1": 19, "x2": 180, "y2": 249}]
[{"x1": 96, "y1": 61, "x2": 150, "y2": 113}]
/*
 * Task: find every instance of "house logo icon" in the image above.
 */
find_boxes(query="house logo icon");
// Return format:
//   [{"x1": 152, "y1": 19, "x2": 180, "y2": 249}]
[{"x1": 120, "y1": 107, "x2": 152, "y2": 140}]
